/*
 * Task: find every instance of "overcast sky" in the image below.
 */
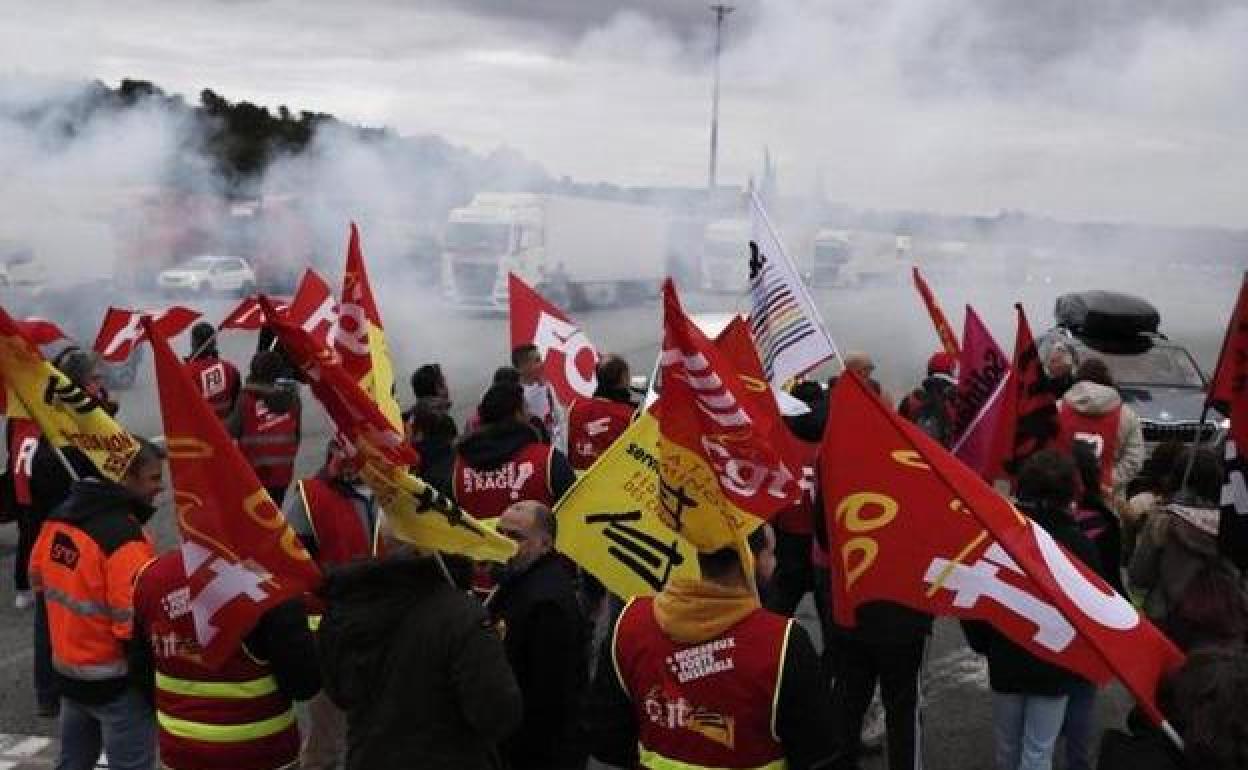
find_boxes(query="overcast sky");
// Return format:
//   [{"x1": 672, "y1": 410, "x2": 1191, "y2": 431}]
[{"x1": 2, "y1": 0, "x2": 1246, "y2": 228}]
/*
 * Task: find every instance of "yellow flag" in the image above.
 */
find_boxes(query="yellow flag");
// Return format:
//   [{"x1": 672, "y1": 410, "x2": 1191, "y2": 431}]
[
  {"x1": 361, "y1": 454, "x2": 517, "y2": 563},
  {"x1": 366, "y1": 326, "x2": 403, "y2": 431},
  {"x1": 0, "y1": 311, "x2": 136, "y2": 481},
  {"x1": 555, "y1": 412, "x2": 700, "y2": 598}
]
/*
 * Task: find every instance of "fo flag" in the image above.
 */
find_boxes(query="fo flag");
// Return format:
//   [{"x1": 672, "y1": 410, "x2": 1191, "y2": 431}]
[
  {"x1": 508, "y1": 272, "x2": 599, "y2": 406},
  {"x1": 336, "y1": 223, "x2": 403, "y2": 430},
  {"x1": 912, "y1": 266, "x2": 961, "y2": 358},
  {"x1": 952, "y1": 306, "x2": 1012, "y2": 478},
  {"x1": 993, "y1": 304, "x2": 1059, "y2": 481},
  {"x1": 659, "y1": 280, "x2": 800, "y2": 552},
  {"x1": 748, "y1": 190, "x2": 840, "y2": 385},
  {"x1": 821, "y1": 374, "x2": 1184, "y2": 725},
  {"x1": 1207, "y1": 273, "x2": 1248, "y2": 570},
  {"x1": 144, "y1": 317, "x2": 319, "y2": 669},
  {"x1": 93, "y1": 306, "x2": 200, "y2": 363},
  {"x1": 286, "y1": 269, "x2": 338, "y2": 348}
]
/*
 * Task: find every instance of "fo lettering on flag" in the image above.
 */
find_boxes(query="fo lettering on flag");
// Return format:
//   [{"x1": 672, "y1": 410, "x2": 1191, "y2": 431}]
[
  {"x1": 145, "y1": 316, "x2": 319, "y2": 669},
  {"x1": 335, "y1": 223, "x2": 403, "y2": 430},
  {"x1": 747, "y1": 190, "x2": 840, "y2": 385},
  {"x1": 822, "y1": 373, "x2": 1184, "y2": 726},
  {"x1": 508, "y1": 272, "x2": 600, "y2": 406}
]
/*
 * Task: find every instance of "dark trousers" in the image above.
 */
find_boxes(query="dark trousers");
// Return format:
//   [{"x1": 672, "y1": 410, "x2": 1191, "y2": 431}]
[
  {"x1": 34, "y1": 595, "x2": 58, "y2": 709},
  {"x1": 764, "y1": 530, "x2": 814, "y2": 616},
  {"x1": 811, "y1": 566, "x2": 838, "y2": 689},
  {"x1": 830, "y1": 632, "x2": 927, "y2": 770},
  {"x1": 14, "y1": 508, "x2": 38, "y2": 592}
]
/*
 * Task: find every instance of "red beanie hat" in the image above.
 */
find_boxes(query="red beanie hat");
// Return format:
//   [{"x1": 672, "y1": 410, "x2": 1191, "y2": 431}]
[{"x1": 927, "y1": 352, "x2": 957, "y2": 376}]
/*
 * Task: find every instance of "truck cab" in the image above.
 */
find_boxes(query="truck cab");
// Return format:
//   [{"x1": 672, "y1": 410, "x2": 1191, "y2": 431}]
[
  {"x1": 810, "y1": 229, "x2": 852, "y2": 287},
  {"x1": 700, "y1": 219, "x2": 750, "y2": 293}
]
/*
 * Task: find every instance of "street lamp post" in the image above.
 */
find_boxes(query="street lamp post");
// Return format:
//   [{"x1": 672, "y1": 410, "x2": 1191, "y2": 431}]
[{"x1": 708, "y1": 4, "x2": 734, "y2": 193}]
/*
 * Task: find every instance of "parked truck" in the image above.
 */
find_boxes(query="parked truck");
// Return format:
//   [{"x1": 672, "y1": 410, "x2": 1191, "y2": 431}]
[
  {"x1": 810, "y1": 229, "x2": 852, "y2": 287},
  {"x1": 441, "y1": 193, "x2": 667, "y2": 310}
]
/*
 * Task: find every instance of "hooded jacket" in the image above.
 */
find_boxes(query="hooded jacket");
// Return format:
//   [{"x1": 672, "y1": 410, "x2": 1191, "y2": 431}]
[
  {"x1": 1060, "y1": 381, "x2": 1146, "y2": 491},
  {"x1": 1129, "y1": 495, "x2": 1225, "y2": 623},
  {"x1": 454, "y1": 420, "x2": 576, "y2": 500},
  {"x1": 318, "y1": 555, "x2": 522, "y2": 770}
]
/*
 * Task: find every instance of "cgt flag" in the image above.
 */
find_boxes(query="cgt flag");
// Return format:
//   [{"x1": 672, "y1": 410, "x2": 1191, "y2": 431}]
[
  {"x1": 0, "y1": 305, "x2": 137, "y2": 480},
  {"x1": 145, "y1": 317, "x2": 320, "y2": 670},
  {"x1": 556, "y1": 410, "x2": 699, "y2": 598},
  {"x1": 336, "y1": 224, "x2": 403, "y2": 430},
  {"x1": 822, "y1": 373, "x2": 1185, "y2": 725},
  {"x1": 1207, "y1": 273, "x2": 1248, "y2": 569},
  {"x1": 659, "y1": 280, "x2": 801, "y2": 552},
  {"x1": 508, "y1": 272, "x2": 600, "y2": 407},
  {"x1": 912, "y1": 266, "x2": 961, "y2": 358},
  {"x1": 93, "y1": 306, "x2": 200, "y2": 363},
  {"x1": 952, "y1": 306, "x2": 1012, "y2": 478},
  {"x1": 992, "y1": 304, "x2": 1060, "y2": 483}
]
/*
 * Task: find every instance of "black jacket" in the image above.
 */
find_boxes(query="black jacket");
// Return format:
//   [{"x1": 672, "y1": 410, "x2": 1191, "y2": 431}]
[
  {"x1": 318, "y1": 555, "x2": 522, "y2": 770},
  {"x1": 454, "y1": 420, "x2": 576, "y2": 501},
  {"x1": 586, "y1": 610, "x2": 837, "y2": 770},
  {"x1": 489, "y1": 552, "x2": 588, "y2": 770},
  {"x1": 962, "y1": 500, "x2": 1103, "y2": 696}
]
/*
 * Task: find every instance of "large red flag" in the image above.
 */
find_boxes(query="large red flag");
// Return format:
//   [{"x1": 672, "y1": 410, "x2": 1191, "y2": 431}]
[
  {"x1": 991, "y1": 304, "x2": 1060, "y2": 483},
  {"x1": 258, "y1": 297, "x2": 415, "y2": 469},
  {"x1": 1207, "y1": 274, "x2": 1248, "y2": 569},
  {"x1": 93, "y1": 306, "x2": 200, "y2": 363},
  {"x1": 285, "y1": 269, "x2": 338, "y2": 348},
  {"x1": 508, "y1": 272, "x2": 599, "y2": 406},
  {"x1": 658, "y1": 280, "x2": 801, "y2": 551},
  {"x1": 336, "y1": 224, "x2": 402, "y2": 429},
  {"x1": 822, "y1": 373, "x2": 1184, "y2": 725},
  {"x1": 714, "y1": 315, "x2": 807, "y2": 466},
  {"x1": 144, "y1": 317, "x2": 320, "y2": 670},
  {"x1": 912, "y1": 266, "x2": 961, "y2": 358}
]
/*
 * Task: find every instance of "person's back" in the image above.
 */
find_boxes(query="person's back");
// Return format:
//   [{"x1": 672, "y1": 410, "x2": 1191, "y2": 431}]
[{"x1": 318, "y1": 553, "x2": 522, "y2": 770}]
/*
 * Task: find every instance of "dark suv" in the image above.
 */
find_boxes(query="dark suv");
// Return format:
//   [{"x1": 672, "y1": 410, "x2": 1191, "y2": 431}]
[{"x1": 1038, "y1": 290, "x2": 1224, "y2": 447}]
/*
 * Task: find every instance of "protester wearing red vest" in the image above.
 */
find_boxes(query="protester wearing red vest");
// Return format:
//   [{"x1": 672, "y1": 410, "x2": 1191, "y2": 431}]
[
  {"x1": 132, "y1": 550, "x2": 320, "y2": 770},
  {"x1": 231, "y1": 351, "x2": 302, "y2": 506},
  {"x1": 1056, "y1": 358, "x2": 1145, "y2": 495},
  {"x1": 567, "y1": 354, "x2": 636, "y2": 472},
  {"x1": 282, "y1": 442, "x2": 385, "y2": 770},
  {"x1": 185, "y1": 322, "x2": 242, "y2": 421},
  {"x1": 587, "y1": 535, "x2": 836, "y2": 770}
]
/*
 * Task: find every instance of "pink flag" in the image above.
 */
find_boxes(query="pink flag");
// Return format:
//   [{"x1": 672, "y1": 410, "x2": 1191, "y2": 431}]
[{"x1": 952, "y1": 306, "x2": 1012, "y2": 479}]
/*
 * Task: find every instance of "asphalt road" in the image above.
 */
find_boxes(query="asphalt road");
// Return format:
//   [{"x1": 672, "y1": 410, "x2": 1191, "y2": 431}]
[{"x1": 0, "y1": 268, "x2": 1230, "y2": 768}]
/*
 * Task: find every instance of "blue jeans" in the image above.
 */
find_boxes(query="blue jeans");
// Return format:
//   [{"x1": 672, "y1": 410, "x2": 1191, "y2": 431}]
[
  {"x1": 1060, "y1": 681, "x2": 1097, "y2": 770},
  {"x1": 992, "y1": 692, "x2": 1068, "y2": 770},
  {"x1": 57, "y1": 688, "x2": 156, "y2": 770}
]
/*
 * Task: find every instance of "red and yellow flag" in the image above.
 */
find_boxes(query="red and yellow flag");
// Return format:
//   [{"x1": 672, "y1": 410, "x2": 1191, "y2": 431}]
[
  {"x1": 912, "y1": 266, "x2": 960, "y2": 358},
  {"x1": 145, "y1": 317, "x2": 319, "y2": 669},
  {"x1": 336, "y1": 224, "x2": 402, "y2": 430}
]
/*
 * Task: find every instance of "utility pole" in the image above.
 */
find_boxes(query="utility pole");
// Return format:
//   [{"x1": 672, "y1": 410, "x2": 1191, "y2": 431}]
[{"x1": 708, "y1": 4, "x2": 734, "y2": 193}]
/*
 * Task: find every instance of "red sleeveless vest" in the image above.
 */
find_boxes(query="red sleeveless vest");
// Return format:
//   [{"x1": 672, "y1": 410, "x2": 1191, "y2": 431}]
[
  {"x1": 1057, "y1": 403, "x2": 1122, "y2": 488},
  {"x1": 567, "y1": 397, "x2": 635, "y2": 471},
  {"x1": 238, "y1": 391, "x2": 300, "y2": 488},
  {"x1": 452, "y1": 442, "x2": 554, "y2": 521},
  {"x1": 186, "y1": 357, "x2": 241, "y2": 420},
  {"x1": 7, "y1": 418, "x2": 40, "y2": 507},
  {"x1": 296, "y1": 478, "x2": 382, "y2": 568},
  {"x1": 613, "y1": 597, "x2": 790, "y2": 770},
  {"x1": 134, "y1": 550, "x2": 299, "y2": 770}
]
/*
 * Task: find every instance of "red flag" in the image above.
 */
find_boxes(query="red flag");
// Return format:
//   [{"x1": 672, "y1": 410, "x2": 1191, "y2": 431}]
[
  {"x1": 336, "y1": 224, "x2": 403, "y2": 429},
  {"x1": 93, "y1": 306, "x2": 200, "y2": 363},
  {"x1": 992, "y1": 304, "x2": 1060, "y2": 482},
  {"x1": 1207, "y1": 274, "x2": 1248, "y2": 569},
  {"x1": 218, "y1": 296, "x2": 290, "y2": 332},
  {"x1": 714, "y1": 316, "x2": 807, "y2": 466},
  {"x1": 508, "y1": 272, "x2": 599, "y2": 406},
  {"x1": 952, "y1": 306, "x2": 1012, "y2": 477},
  {"x1": 657, "y1": 280, "x2": 801, "y2": 551},
  {"x1": 144, "y1": 317, "x2": 319, "y2": 670},
  {"x1": 15, "y1": 318, "x2": 66, "y2": 346},
  {"x1": 285, "y1": 269, "x2": 338, "y2": 348},
  {"x1": 822, "y1": 373, "x2": 1184, "y2": 724},
  {"x1": 258, "y1": 297, "x2": 415, "y2": 469},
  {"x1": 913, "y1": 266, "x2": 961, "y2": 358}
]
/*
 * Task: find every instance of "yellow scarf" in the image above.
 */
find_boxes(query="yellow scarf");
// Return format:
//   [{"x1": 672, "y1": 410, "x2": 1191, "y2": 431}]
[{"x1": 653, "y1": 577, "x2": 760, "y2": 645}]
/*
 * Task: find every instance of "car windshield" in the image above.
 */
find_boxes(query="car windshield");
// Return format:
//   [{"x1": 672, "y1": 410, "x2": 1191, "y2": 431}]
[
  {"x1": 446, "y1": 222, "x2": 510, "y2": 252},
  {"x1": 1090, "y1": 345, "x2": 1205, "y2": 388},
  {"x1": 183, "y1": 257, "x2": 219, "y2": 270}
]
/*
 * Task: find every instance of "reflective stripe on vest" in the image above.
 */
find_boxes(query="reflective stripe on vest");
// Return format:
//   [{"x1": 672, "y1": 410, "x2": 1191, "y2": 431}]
[
  {"x1": 156, "y1": 672, "x2": 279, "y2": 699},
  {"x1": 53, "y1": 658, "x2": 128, "y2": 680},
  {"x1": 44, "y1": 586, "x2": 133, "y2": 623},
  {"x1": 307, "y1": 614, "x2": 322, "y2": 632},
  {"x1": 638, "y1": 747, "x2": 786, "y2": 770},
  {"x1": 156, "y1": 708, "x2": 296, "y2": 744}
]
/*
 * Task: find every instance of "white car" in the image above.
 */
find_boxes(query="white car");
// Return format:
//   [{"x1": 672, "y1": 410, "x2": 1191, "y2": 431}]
[{"x1": 158, "y1": 256, "x2": 257, "y2": 296}]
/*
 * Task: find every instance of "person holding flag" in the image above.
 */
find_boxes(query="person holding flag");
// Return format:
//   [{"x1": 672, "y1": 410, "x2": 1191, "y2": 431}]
[
  {"x1": 566, "y1": 353, "x2": 635, "y2": 471},
  {"x1": 230, "y1": 350, "x2": 303, "y2": 506},
  {"x1": 184, "y1": 321, "x2": 241, "y2": 421},
  {"x1": 27, "y1": 438, "x2": 165, "y2": 770}
]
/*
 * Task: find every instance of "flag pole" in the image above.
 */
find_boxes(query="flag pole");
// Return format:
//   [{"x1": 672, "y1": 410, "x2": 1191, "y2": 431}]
[{"x1": 1160, "y1": 721, "x2": 1185, "y2": 753}]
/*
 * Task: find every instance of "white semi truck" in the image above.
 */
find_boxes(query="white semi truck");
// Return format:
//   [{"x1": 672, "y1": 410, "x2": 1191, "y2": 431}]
[
  {"x1": 700, "y1": 218, "x2": 750, "y2": 293},
  {"x1": 441, "y1": 193, "x2": 667, "y2": 310}
]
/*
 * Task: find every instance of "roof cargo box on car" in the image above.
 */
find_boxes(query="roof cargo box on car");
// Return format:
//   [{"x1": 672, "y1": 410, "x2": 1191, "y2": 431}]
[{"x1": 1055, "y1": 291, "x2": 1160, "y2": 338}]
